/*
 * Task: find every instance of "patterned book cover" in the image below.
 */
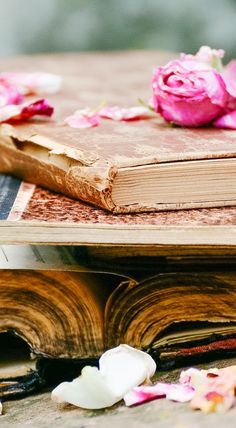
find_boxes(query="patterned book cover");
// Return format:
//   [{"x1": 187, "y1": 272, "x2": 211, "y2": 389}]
[{"x1": 1, "y1": 173, "x2": 235, "y2": 226}]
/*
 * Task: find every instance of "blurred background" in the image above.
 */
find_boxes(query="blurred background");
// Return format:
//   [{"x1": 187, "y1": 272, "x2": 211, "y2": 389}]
[{"x1": 0, "y1": 0, "x2": 236, "y2": 61}]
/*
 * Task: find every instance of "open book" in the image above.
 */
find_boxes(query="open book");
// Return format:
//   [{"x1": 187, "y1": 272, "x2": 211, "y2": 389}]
[
  {"x1": 1, "y1": 52, "x2": 236, "y2": 213},
  {"x1": 0, "y1": 244, "x2": 236, "y2": 399}
]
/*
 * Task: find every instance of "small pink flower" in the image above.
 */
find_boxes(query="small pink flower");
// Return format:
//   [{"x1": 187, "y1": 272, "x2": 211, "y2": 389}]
[
  {"x1": 0, "y1": 99, "x2": 53, "y2": 123},
  {"x1": 99, "y1": 105, "x2": 151, "y2": 121},
  {"x1": 152, "y1": 58, "x2": 228, "y2": 127},
  {"x1": 65, "y1": 108, "x2": 101, "y2": 128}
]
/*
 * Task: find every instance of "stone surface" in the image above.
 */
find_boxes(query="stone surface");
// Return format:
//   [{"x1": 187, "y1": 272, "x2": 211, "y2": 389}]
[{"x1": 1, "y1": 358, "x2": 235, "y2": 427}]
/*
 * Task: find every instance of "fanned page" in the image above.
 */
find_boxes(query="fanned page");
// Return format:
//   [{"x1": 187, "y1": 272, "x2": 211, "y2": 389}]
[
  {"x1": 104, "y1": 271, "x2": 236, "y2": 369},
  {"x1": 1, "y1": 52, "x2": 236, "y2": 212},
  {"x1": 1, "y1": 174, "x2": 236, "y2": 247}
]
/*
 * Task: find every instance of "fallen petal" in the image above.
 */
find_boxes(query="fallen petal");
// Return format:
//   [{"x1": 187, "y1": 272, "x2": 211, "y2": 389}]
[
  {"x1": 124, "y1": 382, "x2": 194, "y2": 406},
  {"x1": 99, "y1": 105, "x2": 151, "y2": 121},
  {"x1": 213, "y1": 110, "x2": 236, "y2": 129},
  {"x1": 0, "y1": 79, "x2": 23, "y2": 107},
  {"x1": 52, "y1": 345, "x2": 156, "y2": 410},
  {"x1": 99, "y1": 344, "x2": 156, "y2": 397},
  {"x1": 165, "y1": 384, "x2": 195, "y2": 402},
  {"x1": 51, "y1": 366, "x2": 119, "y2": 409},
  {"x1": 179, "y1": 367, "x2": 205, "y2": 388},
  {"x1": 0, "y1": 72, "x2": 62, "y2": 95},
  {"x1": 0, "y1": 99, "x2": 54, "y2": 123},
  {"x1": 0, "y1": 401, "x2": 2, "y2": 415},
  {"x1": 191, "y1": 390, "x2": 235, "y2": 413},
  {"x1": 65, "y1": 108, "x2": 100, "y2": 128}
]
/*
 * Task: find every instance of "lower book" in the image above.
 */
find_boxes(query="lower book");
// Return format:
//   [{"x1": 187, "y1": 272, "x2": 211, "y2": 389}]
[{"x1": 0, "y1": 245, "x2": 236, "y2": 400}]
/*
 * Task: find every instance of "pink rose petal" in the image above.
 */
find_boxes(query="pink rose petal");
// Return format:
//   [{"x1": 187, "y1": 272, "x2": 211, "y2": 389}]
[
  {"x1": 0, "y1": 79, "x2": 23, "y2": 107},
  {"x1": 0, "y1": 98, "x2": 54, "y2": 123},
  {"x1": 213, "y1": 110, "x2": 236, "y2": 129},
  {"x1": 181, "y1": 46, "x2": 224, "y2": 71},
  {"x1": 124, "y1": 382, "x2": 194, "y2": 406},
  {"x1": 99, "y1": 105, "x2": 151, "y2": 121},
  {"x1": 191, "y1": 390, "x2": 235, "y2": 413},
  {"x1": 165, "y1": 384, "x2": 195, "y2": 402},
  {"x1": 222, "y1": 60, "x2": 236, "y2": 98},
  {"x1": 125, "y1": 364, "x2": 236, "y2": 412},
  {"x1": 65, "y1": 109, "x2": 101, "y2": 128},
  {"x1": 0, "y1": 72, "x2": 62, "y2": 95},
  {"x1": 180, "y1": 365, "x2": 236, "y2": 413}
]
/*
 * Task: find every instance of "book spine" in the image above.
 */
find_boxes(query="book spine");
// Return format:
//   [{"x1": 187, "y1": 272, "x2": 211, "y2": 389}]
[
  {"x1": 0, "y1": 175, "x2": 21, "y2": 220},
  {"x1": 0, "y1": 142, "x2": 117, "y2": 212}
]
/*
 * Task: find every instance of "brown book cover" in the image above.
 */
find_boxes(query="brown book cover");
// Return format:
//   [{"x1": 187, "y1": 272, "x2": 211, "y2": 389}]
[
  {"x1": 1, "y1": 173, "x2": 236, "y2": 249},
  {"x1": 1, "y1": 52, "x2": 236, "y2": 213},
  {"x1": 1, "y1": 174, "x2": 236, "y2": 249}
]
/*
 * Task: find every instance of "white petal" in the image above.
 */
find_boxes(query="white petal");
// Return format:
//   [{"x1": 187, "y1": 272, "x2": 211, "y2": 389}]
[
  {"x1": 51, "y1": 345, "x2": 156, "y2": 410},
  {"x1": 51, "y1": 366, "x2": 120, "y2": 409},
  {"x1": 99, "y1": 344, "x2": 156, "y2": 397}
]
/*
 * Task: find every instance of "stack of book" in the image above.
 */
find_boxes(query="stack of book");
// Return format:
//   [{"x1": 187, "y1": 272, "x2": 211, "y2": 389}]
[{"x1": 0, "y1": 52, "x2": 236, "y2": 400}]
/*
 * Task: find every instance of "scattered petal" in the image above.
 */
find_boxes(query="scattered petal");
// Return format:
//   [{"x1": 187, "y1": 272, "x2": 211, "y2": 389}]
[
  {"x1": 99, "y1": 344, "x2": 156, "y2": 397},
  {"x1": 0, "y1": 401, "x2": 2, "y2": 415},
  {"x1": 0, "y1": 79, "x2": 23, "y2": 107},
  {"x1": 51, "y1": 345, "x2": 156, "y2": 409},
  {"x1": 51, "y1": 366, "x2": 119, "y2": 409},
  {"x1": 124, "y1": 382, "x2": 194, "y2": 406},
  {"x1": 99, "y1": 105, "x2": 151, "y2": 121},
  {"x1": 165, "y1": 384, "x2": 195, "y2": 402},
  {"x1": 124, "y1": 383, "x2": 166, "y2": 406},
  {"x1": 65, "y1": 108, "x2": 101, "y2": 128},
  {"x1": 191, "y1": 390, "x2": 235, "y2": 413},
  {"x1": 213, "y1": 110, "x2": 236, "y2": 129},
  {"x1": 0, "y1": 99, "x2": 54, "y2": 123},
  {"x1": 0, "y1": 72, "x2": 62, "y2": 95},
  {"x1": 180, "y1": 365, "x2": 236, "y2": 413}
]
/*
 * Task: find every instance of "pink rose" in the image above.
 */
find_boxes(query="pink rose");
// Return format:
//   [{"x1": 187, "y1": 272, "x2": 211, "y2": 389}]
[{"x1": 152, "y1": 59, "x2": 229, "y2": 127}]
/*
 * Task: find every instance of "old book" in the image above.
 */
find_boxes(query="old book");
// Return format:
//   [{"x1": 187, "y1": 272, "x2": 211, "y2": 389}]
[
  {"x1": 1, "y1": 173, "x2": 236, "y2": 252},
  {"x1": 1, "y1": 244, "x2": 236, "y2": 400},
  {"x1": 0, "y1": 52, "x2": 236, "y2": 213}
]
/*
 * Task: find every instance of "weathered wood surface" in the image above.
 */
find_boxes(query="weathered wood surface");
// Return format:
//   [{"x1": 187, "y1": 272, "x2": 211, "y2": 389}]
[{"x1": 1, "y1": 358, "x2": 235, "y2": 427}]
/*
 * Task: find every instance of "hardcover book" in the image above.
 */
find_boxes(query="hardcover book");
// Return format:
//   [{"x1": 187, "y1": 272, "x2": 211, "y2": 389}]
[
  {"x1": 1, "y1": 174, "x2": 236, "y2": 250},
  {"x1": 1, "y1": 244, "x2": 236, "y2": 399},
  {"x1": 1, "y1": 52, "x2": 236, "y2": 213}
]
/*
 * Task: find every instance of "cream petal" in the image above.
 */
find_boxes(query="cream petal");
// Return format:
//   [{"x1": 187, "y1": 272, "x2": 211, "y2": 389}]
[
  {"x1": 99, "y1": 344, "x2": 156, "y2": 396},
  {"x1": 51, "y1": 345, "x2": 156, "y2": 410},
  {"x1": 51, "y1": 366, "x2": 119, "y2": 409}
]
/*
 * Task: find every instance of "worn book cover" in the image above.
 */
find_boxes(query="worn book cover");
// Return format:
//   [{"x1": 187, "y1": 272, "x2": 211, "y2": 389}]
[
  {"x1": 1, "y1": 173, "x2": 236, "y2": 250},
  {"x1": 0, "y1": 52, "x2": 236, "y2": 213}
]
